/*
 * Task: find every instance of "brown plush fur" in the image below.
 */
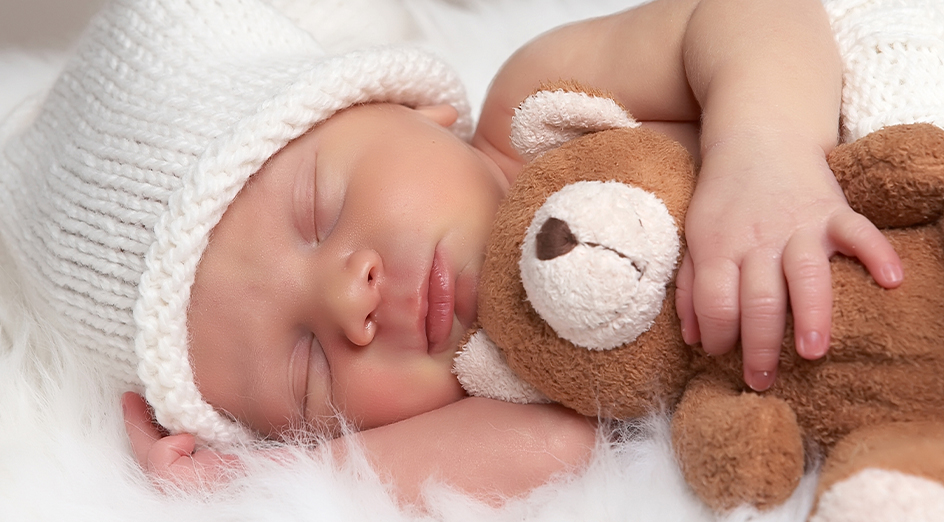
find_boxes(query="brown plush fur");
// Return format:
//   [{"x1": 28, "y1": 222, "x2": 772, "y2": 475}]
[{"x1": 476, "y1": 115, "x2": 944, "y2": 513}]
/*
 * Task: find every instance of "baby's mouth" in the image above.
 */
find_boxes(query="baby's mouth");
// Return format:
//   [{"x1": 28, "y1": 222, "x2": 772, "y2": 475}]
[{"x1": 425, "y1": 247, "x2": 455, "y2": 355}]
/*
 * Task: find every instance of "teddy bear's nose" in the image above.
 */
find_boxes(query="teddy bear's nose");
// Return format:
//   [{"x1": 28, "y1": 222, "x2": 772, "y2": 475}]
[{"x1": 535, "y1": 217, "x2": 578, "y2": 260}]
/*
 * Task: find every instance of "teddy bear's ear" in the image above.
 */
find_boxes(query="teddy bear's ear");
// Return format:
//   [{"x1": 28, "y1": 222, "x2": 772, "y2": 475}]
[{"x1": 510, "y1": 83, "x2": 640, "y2": 162}]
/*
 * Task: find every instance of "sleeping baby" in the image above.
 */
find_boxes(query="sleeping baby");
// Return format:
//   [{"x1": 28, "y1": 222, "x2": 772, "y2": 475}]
[{"x1": 0, "y1": 0, "x2": 907, "y2": 506}]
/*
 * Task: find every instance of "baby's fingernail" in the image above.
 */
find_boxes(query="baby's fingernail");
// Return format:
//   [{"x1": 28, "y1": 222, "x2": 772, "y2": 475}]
[
  {"x1": 798, "y1": 331, "x2": 827, "y2": 359},
  {"x1": 748, "y1": 370, "x2": 775, "y2": 392},
  {"x1": 680, "y1": 319, "x2": 693, "y2": 345},
  {"x1": 882, "y1": 263, "x2": 903, "y2": 284}
]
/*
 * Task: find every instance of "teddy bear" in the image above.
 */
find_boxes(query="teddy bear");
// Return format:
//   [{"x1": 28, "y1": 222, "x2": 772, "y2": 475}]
[{"x1": 452, "y1": 83, "x2": 944, "y2": 518}]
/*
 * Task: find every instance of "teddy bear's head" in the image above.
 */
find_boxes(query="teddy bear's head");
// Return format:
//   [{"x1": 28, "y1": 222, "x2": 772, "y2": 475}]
[{"x1": 457, "y1": 85, "x2": 698, "y2": 418}]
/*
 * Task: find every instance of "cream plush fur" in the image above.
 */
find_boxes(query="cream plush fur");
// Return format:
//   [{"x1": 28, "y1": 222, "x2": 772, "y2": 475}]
[{"x1": 2, "y1": 0, "x2": 932, "y2": 520}]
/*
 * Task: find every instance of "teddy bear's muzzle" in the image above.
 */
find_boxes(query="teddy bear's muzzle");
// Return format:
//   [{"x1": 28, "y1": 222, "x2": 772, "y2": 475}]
[{"x1": 519, "y1": 180, "x2": 681, "y2": 351}]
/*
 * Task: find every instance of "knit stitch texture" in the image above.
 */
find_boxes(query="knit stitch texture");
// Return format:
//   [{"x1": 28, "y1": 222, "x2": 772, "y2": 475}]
[{"x1": 826, "y1": 0, "x2": 944, "y2": 141}]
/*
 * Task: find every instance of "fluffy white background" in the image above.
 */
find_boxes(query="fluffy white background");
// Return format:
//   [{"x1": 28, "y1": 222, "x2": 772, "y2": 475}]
[{"x1": 0, "y1": 0, "x2": 819, "y2": 520}]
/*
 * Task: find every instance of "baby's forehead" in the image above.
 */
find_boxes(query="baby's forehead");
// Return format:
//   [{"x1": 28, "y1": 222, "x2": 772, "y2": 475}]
[{"x1": 295, "y1": 103, "x2": 479, "y2": 164}]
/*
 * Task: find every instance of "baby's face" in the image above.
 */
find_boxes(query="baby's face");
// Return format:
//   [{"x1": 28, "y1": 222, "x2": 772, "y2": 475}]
[{"x1": 187, "y1": 103, "x2": 508, "y2": 438}]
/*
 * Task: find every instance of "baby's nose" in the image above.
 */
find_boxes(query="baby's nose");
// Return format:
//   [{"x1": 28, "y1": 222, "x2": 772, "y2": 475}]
[{"x1": 334, "y1": 249, "x2": 382, "y2": 346}]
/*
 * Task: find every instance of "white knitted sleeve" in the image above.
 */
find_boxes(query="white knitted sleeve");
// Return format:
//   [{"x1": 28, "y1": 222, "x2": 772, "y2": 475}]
[{"x1": 825, "y1": 0, "x2": 944, "y2": 141}]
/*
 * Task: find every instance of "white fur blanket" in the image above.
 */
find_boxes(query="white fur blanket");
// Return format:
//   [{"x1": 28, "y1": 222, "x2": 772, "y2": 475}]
[{"x1": 0, "y1": 1, "x2": 823, "y2": 520}]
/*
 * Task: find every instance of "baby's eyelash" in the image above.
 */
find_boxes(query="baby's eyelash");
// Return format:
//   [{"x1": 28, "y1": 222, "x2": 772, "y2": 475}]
[
  {"x1": 292, "y1": 158, "x2": 318, "y2": 243},
  {"x1": 291, "y1": 331, "x2": 314, "y2": 422},
  {"x1": 301, "y1": 336, "x2": 313, "y2": 421},
  {"x1": 299, "y1": 331, "x2": 332, "y2": 427}
]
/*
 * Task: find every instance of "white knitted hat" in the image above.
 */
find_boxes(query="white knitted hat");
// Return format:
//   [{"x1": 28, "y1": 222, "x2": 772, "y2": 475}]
[{"x1": 0, "y1": 0, "x2": 471, "y2": 447}]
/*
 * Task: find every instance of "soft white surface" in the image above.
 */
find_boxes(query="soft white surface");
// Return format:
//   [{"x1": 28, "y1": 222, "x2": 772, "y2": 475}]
[
  {"x1": 0, "y1": 1, "x2": 823, "y2": 520},
  {"x1": 0, "y1": 52, "x2": 63, "y2": 123}
]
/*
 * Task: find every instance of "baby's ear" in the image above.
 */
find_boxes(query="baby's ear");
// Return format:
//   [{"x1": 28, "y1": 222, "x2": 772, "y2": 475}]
[{"x1": 414, "y1": 104, "x2": 459, "y2": 127}]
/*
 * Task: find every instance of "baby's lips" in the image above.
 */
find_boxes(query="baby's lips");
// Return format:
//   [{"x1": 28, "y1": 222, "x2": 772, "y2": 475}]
[{"x1": 426, "y1": 249, "x2": 456, "y2": 353}]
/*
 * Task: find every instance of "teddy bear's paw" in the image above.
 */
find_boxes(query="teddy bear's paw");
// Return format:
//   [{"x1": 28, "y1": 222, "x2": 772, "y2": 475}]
[
  {"x1": 518, "y1": 180, "x2": 679, "y2": 350},
  {"x1": 829, "y1": 123, "x2": 944, "y2": 228},
  {"x1": 672, "y1": 382, "x2": 804, "y2": 512},
  {"x1": 810, "y1": 468, "x2": 944, "y2": 522},
  {"x1": 453, "y1": 329, "x2": 551, "y2": 404},
  {"x1": 812, "y1": 422, "x2": 944, "y2": 522}
]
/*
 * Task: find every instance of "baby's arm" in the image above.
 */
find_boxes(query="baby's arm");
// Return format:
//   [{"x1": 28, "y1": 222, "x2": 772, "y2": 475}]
[
  {"x1": 473, "y1": 0, "x2": 704, "y2": 182},
  {"x1": 675, "y1": 0, "x2": 902, "y2": 390},
  {"x1": 123, "y1": 393, "x2": 595, "y2": 504},
  {"x1": 342, "y1": 397, "x2": 596, "y2": 504}
]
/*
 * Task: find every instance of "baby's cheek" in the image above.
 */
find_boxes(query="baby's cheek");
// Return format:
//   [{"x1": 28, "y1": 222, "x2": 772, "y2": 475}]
[{"x1": 336, "y1": 363, "x2": 465, "y2": 431}]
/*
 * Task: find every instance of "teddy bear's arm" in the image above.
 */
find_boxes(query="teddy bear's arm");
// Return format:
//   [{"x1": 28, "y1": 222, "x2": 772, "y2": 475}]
[
  {"x1": 453, "y1": 329, "x2": 551, "y2": 405},
  {"x1": 670, "y1": 373, "x2": 805, "y2": 511}
]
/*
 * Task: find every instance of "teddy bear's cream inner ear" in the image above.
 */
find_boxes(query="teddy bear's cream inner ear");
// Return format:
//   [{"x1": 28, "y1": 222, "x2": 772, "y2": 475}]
[
  {"x1": 510, "y1": 89, "x2": 639, "y2": 162},
  {"x1": 520, "y1": 181, "x2": 679, "y2": 350}
]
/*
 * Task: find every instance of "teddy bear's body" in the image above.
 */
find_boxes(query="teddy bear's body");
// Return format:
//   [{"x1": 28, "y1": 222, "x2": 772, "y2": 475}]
[{"x1": 454, "y1": 86, "x2": 944, "y2": 515}]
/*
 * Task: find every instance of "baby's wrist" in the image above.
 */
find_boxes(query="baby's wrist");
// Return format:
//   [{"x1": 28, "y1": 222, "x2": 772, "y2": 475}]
[
  {"x1": 696, "y1": 125, "x2": 844, "y2": 193},
  {"x1": 700, "y1": 119, "x2": 836, "y2": 160}
]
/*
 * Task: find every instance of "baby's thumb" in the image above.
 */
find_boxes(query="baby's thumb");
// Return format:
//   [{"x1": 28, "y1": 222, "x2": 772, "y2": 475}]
[
  {"x1": 150, "y1": 433, "x2": 197, "y2": 474},
  {"x1": 675, "y1": 253, "x2": 700, "y2": 345}
]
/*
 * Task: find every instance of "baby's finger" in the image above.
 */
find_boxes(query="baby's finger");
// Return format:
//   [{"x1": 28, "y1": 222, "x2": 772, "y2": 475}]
[
  {"x1": 149, "y1": 434, "x2": 197, "y2": 478},
  {"x1": 190, "y1": 449, "x2": 242, "y2": 485},
  {"x1": 691, "y1": 257, "x2": 741, "y2": 356},
  {"x1": 828, "y1": 211, "x2": 903, "y2": 288},
  {"x1": 675, "y1": 252, "x2": 700, "y2": 345},
  {"x1": 739, "y1": 251, "x2": 787, "y2": 391},
  {"x1": 122, "y1": 392, "x2": 161, "y2": 468},
  {"x1": 783, "y1": 231, "x2": 832, "y2": 360}
]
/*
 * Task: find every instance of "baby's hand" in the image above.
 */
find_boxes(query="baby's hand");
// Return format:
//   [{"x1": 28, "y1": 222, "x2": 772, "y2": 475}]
[
  {"x1": 674, "y1": 131, "x2": 903, "y2": 391},
  {"x1": 122, "y1": 392, "x2": 239, "y2": 489}
]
